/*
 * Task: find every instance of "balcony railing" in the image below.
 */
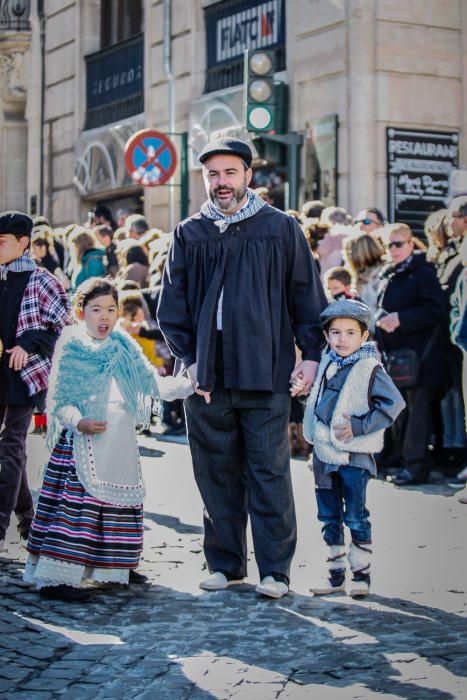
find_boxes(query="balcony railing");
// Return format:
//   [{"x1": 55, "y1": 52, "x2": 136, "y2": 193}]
[
  {"x1": 0, "y1": 0, "x2": 31, "y2": 32},
  {"x1": 85, "y1": 33, "x2": 144, "y2": 130}
]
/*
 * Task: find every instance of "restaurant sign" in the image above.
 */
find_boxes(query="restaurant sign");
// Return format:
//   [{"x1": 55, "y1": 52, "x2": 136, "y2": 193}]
[{"x1": 387, "y1": 128, "x2": 459, "y2": 231}]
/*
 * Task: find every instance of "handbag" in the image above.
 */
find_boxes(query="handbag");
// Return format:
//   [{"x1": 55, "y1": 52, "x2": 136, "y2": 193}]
[
  {"x1": 385, "y1": 347, "x2": 420, "y2": 388},
  {"x1": 383, "y1": 328, "x2": 439, "y2": 389}
]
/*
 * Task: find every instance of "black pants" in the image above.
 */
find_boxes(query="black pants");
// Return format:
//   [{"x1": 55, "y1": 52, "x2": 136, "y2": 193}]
[
  {"x1": 388, "y1": 386, "x2": 435, "y2": 480},
  {"x1": 184, "y1": 389, "x2": 296, "y2": 580},
  {"x1": 0, "y1": 404, "x2": 35, "y2": 539}
]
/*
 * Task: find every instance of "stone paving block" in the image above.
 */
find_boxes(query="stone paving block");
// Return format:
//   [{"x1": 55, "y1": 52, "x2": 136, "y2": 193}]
[
  {"x1": 0, "y1": 678, "x2": 17, "y2": 693},
  {"x1": 38, "y1": 668, "x2": 87, "y2": 680},
  {"x1": 8, "y1": 693, "x2": 54, "y2": 700},
  {"x1": 61, "y1": 683, "x2": 105, "y2": 697},
  {"x1": 0, "y1": 665, "x2": 31, "y2": 681},
  {"x1": 21, "y1": 645, "x2": 62, "y2": 660},
  {"x1": 21, "y1": 677, "x2": 76, "y2": 691}
]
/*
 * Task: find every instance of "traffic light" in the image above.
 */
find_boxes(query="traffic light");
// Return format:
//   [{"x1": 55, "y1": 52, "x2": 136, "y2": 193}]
[{"x1": 245, "y1": 50, "x2": 287, "y2": 134}]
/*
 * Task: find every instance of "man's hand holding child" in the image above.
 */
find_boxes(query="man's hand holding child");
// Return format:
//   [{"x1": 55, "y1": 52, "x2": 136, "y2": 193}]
[{"x1": 333, "y1": 413, "x2": 353, "y2": 442}]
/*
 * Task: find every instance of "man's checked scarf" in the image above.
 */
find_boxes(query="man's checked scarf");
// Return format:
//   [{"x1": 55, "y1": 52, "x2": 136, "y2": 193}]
[
  {"x1": 200, "y1": 188, "x2": 266, "y2": 232},
  {"x1": 8, "y1": 252, "x2": 72, "y2": 396}
]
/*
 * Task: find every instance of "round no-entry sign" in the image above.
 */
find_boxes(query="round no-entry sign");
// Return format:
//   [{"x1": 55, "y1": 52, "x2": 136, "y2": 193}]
[{"x1": 124, "y1": 129, "x2": 177, "y2": 186}]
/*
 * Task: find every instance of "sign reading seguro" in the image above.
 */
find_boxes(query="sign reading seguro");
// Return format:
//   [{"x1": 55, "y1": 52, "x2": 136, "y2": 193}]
[
  {"x1": 124, "y1": 129, "x2": 177, "y2": 187},
  {"x1": 387, "y1": 127, "x2": 459, "y2": 235}
]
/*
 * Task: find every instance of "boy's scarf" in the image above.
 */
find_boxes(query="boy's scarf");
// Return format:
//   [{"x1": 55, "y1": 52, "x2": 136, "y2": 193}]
[
  {"x1": 0, "y1": 250, "x2": 36, "y2": 280},
  {"x1": 49, "y1": 328, "x2": 160, "y2": 447},
  {"x1": 200, "y1": 188, "x2": 266, "y2": 232},
  {"x1": 328, "y1": 341, "x2": 381, "y2": 369}
]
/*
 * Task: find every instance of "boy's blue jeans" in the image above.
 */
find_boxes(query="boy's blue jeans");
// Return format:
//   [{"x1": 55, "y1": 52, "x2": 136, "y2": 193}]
[{"x1": 315, "y1": 466, "x2": 371, "y2": 545}]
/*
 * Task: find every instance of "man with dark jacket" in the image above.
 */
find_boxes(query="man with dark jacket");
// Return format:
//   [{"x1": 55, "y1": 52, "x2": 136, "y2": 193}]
[
  {"x1": 158, "y1": 138, "x2": 327, "y2": 598},
  {"x1": 0, "y1": 211, "x2": 71, "y2": 552}
]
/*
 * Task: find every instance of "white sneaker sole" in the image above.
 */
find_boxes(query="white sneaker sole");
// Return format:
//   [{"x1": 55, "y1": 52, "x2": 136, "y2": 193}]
[
  {"x1": 311, "y1": 585, "x2": 346, "y2": 595},
  {"x1": 255, "y1": 583, "x2": 289, "y2": 599},
  {"x1": 348, "y1": 586, "x2": 370, "y2": 598},
  {"x1": 199, "y1": 578, "x2": 244, "y2": 591}
]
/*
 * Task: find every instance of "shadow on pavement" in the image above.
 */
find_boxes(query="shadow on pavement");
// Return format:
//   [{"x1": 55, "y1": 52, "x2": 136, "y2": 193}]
[
  {"x1": 1, "y1": 558, "x2": 465, "y2": 699},
  {"x1": 138, "y1": 446, "x2": 165, "y2": 458},
  {"x1": 143, "y1": 511, "x2": 204, "y2": 536}
]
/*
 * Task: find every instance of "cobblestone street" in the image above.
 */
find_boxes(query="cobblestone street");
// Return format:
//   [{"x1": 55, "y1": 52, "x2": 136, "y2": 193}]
[{"x1": 1, "y1": 433, "x2": 466, "y2": 699}]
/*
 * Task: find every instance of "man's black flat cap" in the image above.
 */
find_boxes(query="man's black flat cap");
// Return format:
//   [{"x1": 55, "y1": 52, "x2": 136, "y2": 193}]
[
  {"x1": 0, "y1": 211, "x2": 33, "y2": 238},
  {"x1": 198, "y1": 138, "x2": 253, "y2": 167}
]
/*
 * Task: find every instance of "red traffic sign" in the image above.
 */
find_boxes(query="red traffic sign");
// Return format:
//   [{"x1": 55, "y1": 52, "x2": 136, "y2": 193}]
[{"x1": 124, "y1": 129, "x2": 177, "y2": 187}]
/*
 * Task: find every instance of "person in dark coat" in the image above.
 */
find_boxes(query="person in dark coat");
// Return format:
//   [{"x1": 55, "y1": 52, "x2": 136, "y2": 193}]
[
  {"x1": 375, "y1": 223, "x2": 444, "y2": 485},
  {"x1": 425, "y1": 209, "x2": 466, "y2": 473},
  {"x1": 94, "y1": 224, "x2": 119, "y2": 278},
  {"x1": 158, "y1": 138, "x2": 327, "y2": 599},
  {"x1": 0, "y1": 211, "x2": 71, "y2": 552}
]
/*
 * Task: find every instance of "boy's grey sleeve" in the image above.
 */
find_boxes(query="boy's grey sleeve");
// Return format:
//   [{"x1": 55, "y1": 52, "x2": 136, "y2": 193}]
[{"x1": 350, "y1": 367, "x2": 406, "y2": 437}]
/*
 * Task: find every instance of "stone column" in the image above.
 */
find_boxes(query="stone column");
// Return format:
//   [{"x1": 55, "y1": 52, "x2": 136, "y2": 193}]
[
  {"x1": 347, "y1": 0, "x2": 375, "y2": 215},
  {"x1": 461, "y1": 0, "x2": 467, "y2": 168},
  {"x1": 0, "y1": 36, "x2": 30, "y2": 212}
]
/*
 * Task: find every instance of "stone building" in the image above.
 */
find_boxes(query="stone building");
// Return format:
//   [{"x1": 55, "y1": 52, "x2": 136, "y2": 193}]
[{"x1": 1, "y1": 0, "x2": 466, "y2": 232}]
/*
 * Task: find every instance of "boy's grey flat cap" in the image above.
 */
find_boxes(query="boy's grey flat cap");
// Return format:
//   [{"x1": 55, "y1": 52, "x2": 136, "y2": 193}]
[{"x1": 320, "y1": 299, "x2": 372, "y2": 328}]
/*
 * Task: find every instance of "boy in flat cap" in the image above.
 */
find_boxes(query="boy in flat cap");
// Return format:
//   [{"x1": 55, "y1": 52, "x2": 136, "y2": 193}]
[
  {"x1": 303, "y1": 299, "x2": 405, "y2": 596},
  {"x1": 0, "y1": 211, "x2": 71, "y2": 552},
  {"x1": 158, "y1": 137, "x2": 327, "y2": 598}
]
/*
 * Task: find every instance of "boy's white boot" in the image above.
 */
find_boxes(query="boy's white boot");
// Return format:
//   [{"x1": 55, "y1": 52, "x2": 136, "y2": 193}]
[
  {"x1": 310, "y1": 544, "x2": 346, "y2": 594},
  {"x1": 348, "y1": 541, "x2": 372, "y2": 597}
]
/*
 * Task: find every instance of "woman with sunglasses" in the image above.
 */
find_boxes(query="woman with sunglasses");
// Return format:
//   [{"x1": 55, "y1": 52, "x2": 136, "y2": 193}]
[{"x1": 375, "y1": 224, "x2": 445, "y2": 486}]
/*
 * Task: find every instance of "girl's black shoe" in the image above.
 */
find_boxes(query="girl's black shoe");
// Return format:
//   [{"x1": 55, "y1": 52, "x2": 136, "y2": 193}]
[
  {"x1": 39, "y1": 585, "x2": 92, "y2": 602},
  {"x1": 128, "y1": 569, "x2": 148, "y2": 584}
]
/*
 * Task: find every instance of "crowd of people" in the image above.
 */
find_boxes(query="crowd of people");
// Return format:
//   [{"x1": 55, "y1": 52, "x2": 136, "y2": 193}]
[
  {"x1": 0, "y1": 136, "x2": 466, "y2": 605},
  {"x1": 284, "y1": 196, "x2": 467, "y2": 493}
]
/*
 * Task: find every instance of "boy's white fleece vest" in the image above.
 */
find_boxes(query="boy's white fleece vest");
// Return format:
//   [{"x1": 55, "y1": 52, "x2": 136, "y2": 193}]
[{"x1": 303, "y1": 353, "x2": 384, "y2": 465}]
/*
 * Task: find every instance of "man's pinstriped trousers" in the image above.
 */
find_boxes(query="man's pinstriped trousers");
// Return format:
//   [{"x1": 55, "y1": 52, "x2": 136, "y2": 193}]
[{"x1": 184, "y1": 389, "x2": 297, "y2": 581}]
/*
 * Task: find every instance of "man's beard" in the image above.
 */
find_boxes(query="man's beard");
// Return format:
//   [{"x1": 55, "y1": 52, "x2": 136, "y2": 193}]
[{"x1": 210, "y1": 180, "x2": 248, "y2": 212}]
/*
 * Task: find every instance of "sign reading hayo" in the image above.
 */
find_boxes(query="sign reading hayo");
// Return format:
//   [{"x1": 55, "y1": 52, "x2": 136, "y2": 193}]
[{"x1": 124, "y1": 129, "x2": 177, "y2": 187}]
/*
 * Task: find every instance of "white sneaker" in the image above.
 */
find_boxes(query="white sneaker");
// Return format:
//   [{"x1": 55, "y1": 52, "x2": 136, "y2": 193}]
[
  {"x1": 457, "y1": 465, "x2": 467, "y2": 481},
  {"x1": 348, "y1": 579, "x2": 370, "y2": 597},
  {"x1": 255, "y1": 576, "x2": 289, "y2": 599},
  {"x1": 199, "y1": 571, "x2": 244, "y2": 591},
  {"x1": 310, "y1": 577, "x2": 346, "y2": 595}
]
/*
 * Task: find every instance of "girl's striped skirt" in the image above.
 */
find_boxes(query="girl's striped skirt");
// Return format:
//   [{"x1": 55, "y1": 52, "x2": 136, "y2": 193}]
[{"x1": 24, "y1": 432, "x2": 144, "y2": 588}]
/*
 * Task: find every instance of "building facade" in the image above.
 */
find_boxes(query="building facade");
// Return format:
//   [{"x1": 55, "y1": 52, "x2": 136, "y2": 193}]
[{"x1": 0, "y1": 0, "x2": 466, "y2": 232}]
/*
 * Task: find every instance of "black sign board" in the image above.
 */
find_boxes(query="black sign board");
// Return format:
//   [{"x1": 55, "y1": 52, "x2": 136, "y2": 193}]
[
  {"x1": 387, "y1": 128, "x2": 459, "y2": 235},
  {"x1": 206, "y1": 0, "x2": 285, "y2": 66},
  {"x1": 86, "y1": 35, "x2": 143, "y2": 112}
]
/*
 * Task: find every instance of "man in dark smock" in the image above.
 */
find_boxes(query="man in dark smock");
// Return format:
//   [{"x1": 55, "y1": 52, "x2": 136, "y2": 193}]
[{"x1": 158, "y1": 138, "x2": 327, "y2": 598}]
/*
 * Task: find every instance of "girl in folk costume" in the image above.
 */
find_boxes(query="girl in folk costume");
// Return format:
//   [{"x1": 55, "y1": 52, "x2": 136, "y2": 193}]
[{"x1": 24, "y1": 278, "x2": 191, "y2": 601}]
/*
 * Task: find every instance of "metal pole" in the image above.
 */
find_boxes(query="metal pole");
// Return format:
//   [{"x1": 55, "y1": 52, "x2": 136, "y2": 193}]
[
  {"x1": 288, "y1": 142, "x2": 299, "y2": 211},
  {"x1": 38, "y1": 0, "x2": 45, "y2": 214},
  {"x1": 180, "y1": 131, "x2": 189, "y2": 220},
  {"x1": 163, "y1": 0, "x2": 175, "y2": 229},
  {"x1": 47, "y1": 120, "x2": 54, "y2": 224}
]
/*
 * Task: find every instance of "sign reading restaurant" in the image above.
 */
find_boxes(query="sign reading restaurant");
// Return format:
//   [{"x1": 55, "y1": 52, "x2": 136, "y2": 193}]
[
  {"x1": 206, "y1": 0, "x2": 285, "y2": 67},
  {"x1": 387, "y1": 127, "x2": 459, "y2": 232}
]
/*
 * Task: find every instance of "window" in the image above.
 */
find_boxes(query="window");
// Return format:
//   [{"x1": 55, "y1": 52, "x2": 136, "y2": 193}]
[{"x1": 101, "y1": 0, "x2": 142, "y2": 48}]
